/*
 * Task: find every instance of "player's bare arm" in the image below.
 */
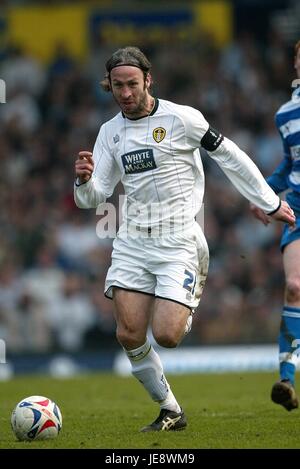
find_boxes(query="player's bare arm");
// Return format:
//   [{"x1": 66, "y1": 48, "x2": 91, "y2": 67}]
[
  {"x1": 75, "y1": 151, "x2": 94, "y2": 184},
  {"x1": 249, "y1": 203, "x2": 270, "y2": 226}
]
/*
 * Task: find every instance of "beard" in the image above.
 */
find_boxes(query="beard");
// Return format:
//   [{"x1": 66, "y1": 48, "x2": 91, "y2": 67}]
[{"x1": 115, "y1": 88, "x2": 149, "y2": 118}]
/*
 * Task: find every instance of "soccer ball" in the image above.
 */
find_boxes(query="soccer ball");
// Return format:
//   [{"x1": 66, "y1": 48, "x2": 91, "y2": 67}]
[{"x1": 11, "y1": 395, "x2": 62, "y2": 441}]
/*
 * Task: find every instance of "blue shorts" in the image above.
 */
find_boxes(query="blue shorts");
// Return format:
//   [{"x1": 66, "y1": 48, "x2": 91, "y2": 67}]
[{"x1": 281, "y1": 192, "x2": 300, "y2": 251}]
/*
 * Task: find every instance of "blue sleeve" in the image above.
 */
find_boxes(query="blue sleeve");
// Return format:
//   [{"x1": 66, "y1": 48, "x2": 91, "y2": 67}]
[
  {"x1": 266, "y1": 156, "x2": 291, "y2": 194},
  {"x1": 266, "y1": 128, "x2": 292, "y2": 194}
]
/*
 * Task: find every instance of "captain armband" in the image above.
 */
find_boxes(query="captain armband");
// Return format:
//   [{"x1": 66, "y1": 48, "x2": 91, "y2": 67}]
[{"x1": 200, "y1": 126, "x2": 224, "y2": 151}]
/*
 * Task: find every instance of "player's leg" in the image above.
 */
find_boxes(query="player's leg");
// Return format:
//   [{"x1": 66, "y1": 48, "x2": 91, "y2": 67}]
[
  {"x1": 152, "y1": 298, "x2": 191, "y2": 348},
  {"x1": 113, "y1": 288, "x2": 153, "y2": 349},
  {"x1": 137, "y1": 298, "x2": 190, "y2": 431},
  {"x1": 105, "y1": 232, "x2": 181, "y2": 429},
  {"x1": 139, "y1": 227, "x2": 209, "y2": 431},
  {"x1": 112, "y1": 288, "x2": 184, "y2": 430},
  {"x1": 272, "y1": 238, "x2": 300, "y2": 410},
  {"x1": 137, "y1": 300, "x2": 192, "y2": 432},
  {"x1": 152, "y1": 223, "x2": 209, "y2": 341}
]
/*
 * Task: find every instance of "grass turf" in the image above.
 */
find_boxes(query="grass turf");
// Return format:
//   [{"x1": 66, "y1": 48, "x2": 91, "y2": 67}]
[{"x1": 0, "y1": 371, "x2": 299, "y2": 449}]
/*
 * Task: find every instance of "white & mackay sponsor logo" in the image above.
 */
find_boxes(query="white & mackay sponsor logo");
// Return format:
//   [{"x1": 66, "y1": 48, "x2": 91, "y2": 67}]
[{"x1": 121, "y1": 149, "x2": 156, "y2": 174}]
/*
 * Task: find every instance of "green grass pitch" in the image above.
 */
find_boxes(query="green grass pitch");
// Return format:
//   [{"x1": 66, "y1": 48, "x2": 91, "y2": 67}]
[{"x1": 0, "y1": 371, "x2": 299, "y2": 449}]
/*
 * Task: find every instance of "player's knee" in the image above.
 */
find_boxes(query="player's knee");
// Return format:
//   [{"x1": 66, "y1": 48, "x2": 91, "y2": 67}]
[
  {"x1": 286, "y1": 278, "x2": 300, "y2": 302},
  {"x1": 153, "y1": 332, "x2": 179, "y2": 348},
  {"x1": 116, "y1": 328, "x2": 135, "y2": 348},
  {"x1": 116, "y1": 327, "x2": 144, "y2": 349}
]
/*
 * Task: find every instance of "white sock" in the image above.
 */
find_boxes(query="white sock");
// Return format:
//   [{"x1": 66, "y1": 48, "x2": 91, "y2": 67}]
[
  {"x1": 159, "y1": 383, "x2": 181, "y2": 413},
  {"x1": 125, "y1": 338, "x2": 181, "y2": 413}
]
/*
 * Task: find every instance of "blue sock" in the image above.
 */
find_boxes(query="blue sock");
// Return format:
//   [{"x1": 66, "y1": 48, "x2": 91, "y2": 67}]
[
  {"x1": 280, "y1": 362, "x2": 296, "y2": 385},
  {"x1": 279, "y1": 306, "x2": 300, "y2": 385}
]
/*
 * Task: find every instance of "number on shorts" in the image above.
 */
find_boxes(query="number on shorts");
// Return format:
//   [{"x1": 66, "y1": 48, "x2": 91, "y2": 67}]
[{"x1": 183, "y1": 269, "x2": 196, "y2": 294}]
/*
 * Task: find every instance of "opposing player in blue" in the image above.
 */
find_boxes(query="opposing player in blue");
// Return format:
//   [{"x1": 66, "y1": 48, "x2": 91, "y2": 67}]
[{"x1": 251, "y1": 40, "x2": 300, "y2": 411}]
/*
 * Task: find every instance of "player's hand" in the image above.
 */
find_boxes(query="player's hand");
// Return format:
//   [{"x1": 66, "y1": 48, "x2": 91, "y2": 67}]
[
  {"x1": 269, "y1": 200, "x2": 296, "y2": 228},
  {"x1": 75, "y1": 151, "x2": 94, "y2": 184},
  {"x1": 249, "y1": 203, "x2": 270, "y2": 226}
]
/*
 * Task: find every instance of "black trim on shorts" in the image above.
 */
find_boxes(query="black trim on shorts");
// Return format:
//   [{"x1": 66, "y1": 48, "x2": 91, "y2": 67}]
[
  {"x1": 104, "y1": 286, "x2": 193, "y2": 311},
  {"x1": 104, "y1": 286, "x2": 155, "y2": 299}
]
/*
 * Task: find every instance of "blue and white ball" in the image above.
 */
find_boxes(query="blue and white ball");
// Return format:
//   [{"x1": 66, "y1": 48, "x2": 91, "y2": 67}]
[{"x1": 11, "y1": 395, "x2": 62, "y2": 441}]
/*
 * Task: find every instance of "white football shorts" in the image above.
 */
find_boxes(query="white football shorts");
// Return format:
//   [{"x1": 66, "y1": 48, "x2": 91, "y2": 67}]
[{"x1": 104, "y1": 223, "x2": 209, "y2": 310}]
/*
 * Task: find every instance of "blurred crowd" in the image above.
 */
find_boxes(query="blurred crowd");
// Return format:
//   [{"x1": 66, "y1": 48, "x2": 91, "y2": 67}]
[{"x1": 0, "y1": 27, "x2": 295, "y2": 354}]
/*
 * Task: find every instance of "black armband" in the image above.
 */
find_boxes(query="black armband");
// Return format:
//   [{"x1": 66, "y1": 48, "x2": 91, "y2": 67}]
[
  {"x1": 201, "y1": 126, "x2": 224, "y2": 151},
  {"x1": 266, "y1": 199, "x2": 281, "y2": 216}
]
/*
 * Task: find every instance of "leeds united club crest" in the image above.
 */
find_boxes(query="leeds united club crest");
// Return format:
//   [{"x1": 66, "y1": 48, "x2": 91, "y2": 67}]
[{"x1": 153, "y1": 127, "x2": 166, "y2": 143}]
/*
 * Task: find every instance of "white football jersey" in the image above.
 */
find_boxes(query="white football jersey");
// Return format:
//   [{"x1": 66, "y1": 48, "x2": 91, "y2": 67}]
[{"x1": 74, "y1": 98, "x2": 280, "y2": 233}]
